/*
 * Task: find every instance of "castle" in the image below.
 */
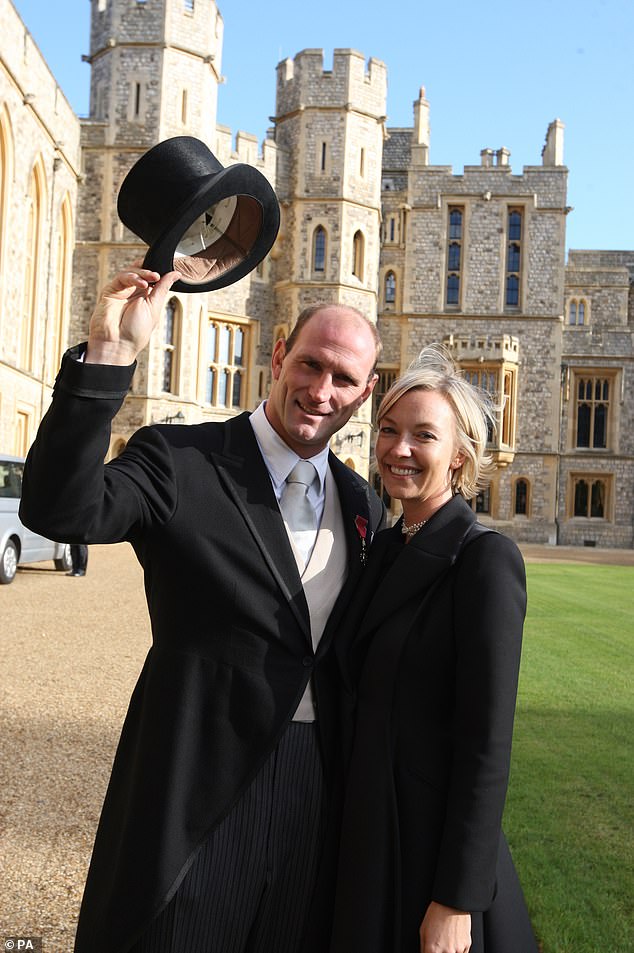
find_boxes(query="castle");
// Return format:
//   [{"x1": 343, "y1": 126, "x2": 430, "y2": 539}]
[{"x1": 1, "y1": 0, "x2": 632, "y2": 547}]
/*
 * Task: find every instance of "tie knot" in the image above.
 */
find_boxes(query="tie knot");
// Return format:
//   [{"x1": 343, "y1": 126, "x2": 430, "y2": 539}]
[{"x1": 286, "y1": 460, "x2": 317, "y2": 490}]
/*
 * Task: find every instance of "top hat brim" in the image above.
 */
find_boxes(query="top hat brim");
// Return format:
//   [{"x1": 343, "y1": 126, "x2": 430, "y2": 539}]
[{"x1": 141, "y1": 163, "x2": 280, "y2": 293}]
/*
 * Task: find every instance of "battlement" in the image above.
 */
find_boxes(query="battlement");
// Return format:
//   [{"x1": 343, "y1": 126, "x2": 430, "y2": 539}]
[
  {"x1": 444, "y1": 333, "x2": 520, "y2": 364},
  {"x1": 89, "y1": 0, "x2": 222, "y2": 67},
  {"x1": 215, "y1": 125, "x2": 277, "y2": 181},
  {"x1": 275, "y1": 48, "x2": 387, "y2": 121}
]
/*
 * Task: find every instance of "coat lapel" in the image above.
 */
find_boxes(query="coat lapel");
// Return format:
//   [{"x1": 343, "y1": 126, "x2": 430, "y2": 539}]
[
  {"x1": 317, "y1": 453, "x2": 378, "y2": 654},
  {"x1": 208, "y1": 413, "x2": 311, "y2": 640},
  {"x1": 353, "y1": 496, "x2": 477, "y2": 646}
]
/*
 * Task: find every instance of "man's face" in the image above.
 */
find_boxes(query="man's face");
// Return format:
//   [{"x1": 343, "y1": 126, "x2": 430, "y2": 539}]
[{"x1": 265, "y1": 307, "x2": 378, "y2": 458}]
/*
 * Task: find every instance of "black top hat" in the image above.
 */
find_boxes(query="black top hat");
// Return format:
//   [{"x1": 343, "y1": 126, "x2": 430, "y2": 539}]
[{"x1": 117, "y1": 136, "x2": 281, "y2": 294}]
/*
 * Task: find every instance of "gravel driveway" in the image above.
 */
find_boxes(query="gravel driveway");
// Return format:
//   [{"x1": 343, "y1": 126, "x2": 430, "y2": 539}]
[
  {"x1": 1, "y1": 543, "x2": 150, "y2": 953},
  {"x1": 1, "y1": 538, "x2": 632, "y2": 952}
]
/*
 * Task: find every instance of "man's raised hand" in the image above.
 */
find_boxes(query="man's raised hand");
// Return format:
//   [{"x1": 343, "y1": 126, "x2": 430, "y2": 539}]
[{"x1": 86, "y1": 267, "x2": 179, "y2": 366}]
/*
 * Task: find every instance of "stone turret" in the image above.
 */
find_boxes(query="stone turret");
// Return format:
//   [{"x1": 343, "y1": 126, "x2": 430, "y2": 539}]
[
  {"x1": 86, "y1": 0, "x2": 223, "y2": 145},
  {"x1": 78, "y1": 0, "x2": 224, "y2": 259},
  {"x1": 73, "y1": 0, "x2": 227, "y2": 442},
  {"x1": 272, "y1": 49, "x2": 387, "y2": 317},
  {"x1": 273, "y1": 47, "x2": 388, "y2": 472}
]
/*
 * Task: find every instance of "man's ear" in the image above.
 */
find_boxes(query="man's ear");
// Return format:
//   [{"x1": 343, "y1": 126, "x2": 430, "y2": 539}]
[
  {"x1": 356, "y1": 372, "x2": 379, "y2": 410},
  {"x1": 271, "y1": 338, "x2": 287, "y2": 381}
]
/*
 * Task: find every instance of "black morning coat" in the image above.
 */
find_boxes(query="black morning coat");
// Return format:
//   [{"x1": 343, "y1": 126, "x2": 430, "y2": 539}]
[
  {"x1": 19, "y1": 347, "x2": 385, "y2": 953},
  {"x1": 330, "y1": 495, "x2": 539, "y2": 953}
]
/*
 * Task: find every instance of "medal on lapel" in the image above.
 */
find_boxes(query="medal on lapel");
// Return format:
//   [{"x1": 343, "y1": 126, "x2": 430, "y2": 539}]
[{"x1": 355, "y1": 515, "x2": 368, "y2": 566}]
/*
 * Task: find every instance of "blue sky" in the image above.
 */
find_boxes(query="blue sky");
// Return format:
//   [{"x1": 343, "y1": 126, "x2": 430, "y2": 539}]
[{"x1": 11, "y1": 0, "x2": 634, "y2": 252}]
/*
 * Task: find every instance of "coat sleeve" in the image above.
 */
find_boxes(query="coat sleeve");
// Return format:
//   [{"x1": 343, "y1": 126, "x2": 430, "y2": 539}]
[
  {"x1": 432, "y1": 531, "x2": 527, "y2": 912},
  {"x1": 19, "y1": 347, "x2": 178, "y2": 545}
]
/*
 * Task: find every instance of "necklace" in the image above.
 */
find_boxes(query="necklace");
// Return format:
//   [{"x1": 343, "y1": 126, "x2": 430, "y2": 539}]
[{"x1": 401, "y1": 518, "x2": 427, "y2": 538}]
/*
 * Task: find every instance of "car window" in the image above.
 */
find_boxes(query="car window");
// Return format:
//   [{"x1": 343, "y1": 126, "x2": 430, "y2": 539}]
[{"x1": 0, "y1": 461, "x2": 24, "y2": 498}]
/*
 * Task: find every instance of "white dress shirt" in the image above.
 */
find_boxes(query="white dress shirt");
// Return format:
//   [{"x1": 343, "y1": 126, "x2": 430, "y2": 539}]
[{"x1": 249, "y1": 402, "x2": 329, "y2": 527}]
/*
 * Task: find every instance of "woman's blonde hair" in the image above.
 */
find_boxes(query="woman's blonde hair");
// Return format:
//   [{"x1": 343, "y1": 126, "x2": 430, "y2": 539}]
[{"x1": 376, "y1": 344, "x2": 496, "y2": 499}]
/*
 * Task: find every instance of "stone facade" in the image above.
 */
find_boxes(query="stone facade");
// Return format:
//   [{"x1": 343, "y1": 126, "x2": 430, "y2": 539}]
[
  {"x1": 0, "y1": 0, "x2": 81, "y2": 454},
  {"x1": 0, "y1": 0, "x2": 632, "y2": 546},
  {"x1": 557, "y1": 250, "x2": 634, "y2": 547}
]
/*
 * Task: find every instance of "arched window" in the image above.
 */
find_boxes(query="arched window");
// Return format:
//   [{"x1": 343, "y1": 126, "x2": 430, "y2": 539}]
[
  {"x1": 384, "y1": 271, "x2": 396, "y2": 305},
  {"x1": 568, "y1": 297, "x2": 588, "y2": 326},
  {"x1": 205, "y1": 318, "x2": 249, "y2": 408},
  {"x1": 312, "y1": 226, "x2": 326, "y2": 273},
  {"x1": 514, "y1": 478, "x2": 529, "y2": 516},
  {"x1": 449, "y1": 208, "x2": 463, "y2": 238},
  {"x1": 352, "y1": 230, "x2": 364, "y2": 280},
  {"x1": 508, "y1": 210, "x2": 522, "y2": 240},
  {"x1": 51, "y1": 194, "x2": 73, "y2": 376},
  {"x1": 162, "y1": 298, "x2": 181, "y2": 394},
  {"x1": 21, "y1": 158, "x2": 46, "y2": 372},
  {"x1": 505, "y1": 208, "x2": 523, "y2": 308},
  {"x1": 446, "y1": 206, "x2": 463, "y2": 308}
]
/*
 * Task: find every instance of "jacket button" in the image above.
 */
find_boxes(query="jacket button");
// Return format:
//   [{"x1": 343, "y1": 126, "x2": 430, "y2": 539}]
[{"x1": 302, "y1": 656, "x2": 314, "y2": 667}]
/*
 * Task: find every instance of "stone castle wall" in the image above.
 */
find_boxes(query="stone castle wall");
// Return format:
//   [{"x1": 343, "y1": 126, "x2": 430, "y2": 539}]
[
  {"x1": 0, "y1": 0, "x2": 81, "y2": 453},
  {"x1": 1, "y1": 0, "x2": 632, "y2": 546}
]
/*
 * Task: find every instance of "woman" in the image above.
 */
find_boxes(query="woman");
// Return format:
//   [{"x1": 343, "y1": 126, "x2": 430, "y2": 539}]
[{"x1": 331, "y1": 346, "x2": 538, "y2": 953}]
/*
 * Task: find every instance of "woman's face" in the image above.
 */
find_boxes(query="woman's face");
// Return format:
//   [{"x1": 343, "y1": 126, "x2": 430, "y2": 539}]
[{"x1": 376, "y1": 388, "x2": 464, "y2": 513}]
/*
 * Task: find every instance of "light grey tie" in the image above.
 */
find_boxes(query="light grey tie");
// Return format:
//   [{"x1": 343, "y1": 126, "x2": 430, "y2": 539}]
[
  {"x1": 280, "y1": 460, "x2": 317, "y2": 535},
  {"x1": 280, "y1": 460, "x2": 318, "y2": 570}
]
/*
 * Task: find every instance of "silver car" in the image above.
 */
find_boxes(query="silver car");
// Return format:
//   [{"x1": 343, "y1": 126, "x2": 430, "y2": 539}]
[{"x1": 0, "y1": 454, "x2": 72, "y2": 584}]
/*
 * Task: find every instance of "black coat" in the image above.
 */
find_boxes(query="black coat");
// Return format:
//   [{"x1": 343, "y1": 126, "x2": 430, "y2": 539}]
[
  {"x1": 20, "y1": 348, "x2": 384, "y2": 953},
  {"x1": 330, "y1": 495, "x2": 538, "y2": 953}
]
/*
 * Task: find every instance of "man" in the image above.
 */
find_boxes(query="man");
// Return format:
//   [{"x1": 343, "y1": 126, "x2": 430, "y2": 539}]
[{"x1": 20, "y1": 266, "x2": 384, "y2": 953}]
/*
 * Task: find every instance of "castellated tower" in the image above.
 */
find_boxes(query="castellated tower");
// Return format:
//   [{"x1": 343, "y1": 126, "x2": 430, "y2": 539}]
[
  {"x1": 273, "y1": 49, "x2": 387, "y2": 326},
  {"x1": 76, "y1": 0, "x2": 223, "y2": 311},
  {"x1": 73, "y1": 0, "x2": 226, "y2": 441},
  {"x1": 73, "y1": 0, "x2": 279, "y2": 444},
  {"x1": 272, "y1": 49, "x2": 387, "y2": 472}
]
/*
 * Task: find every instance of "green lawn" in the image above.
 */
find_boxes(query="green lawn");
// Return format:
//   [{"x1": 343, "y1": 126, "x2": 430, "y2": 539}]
[{"x1": 505, "y1": 563, "x2": 634, "y2": 953}]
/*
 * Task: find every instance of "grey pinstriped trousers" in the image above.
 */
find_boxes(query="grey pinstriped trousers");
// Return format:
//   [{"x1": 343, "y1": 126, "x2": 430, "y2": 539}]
[{"x1": 130, "y1": 722, "x2": 326, "y2": 953}]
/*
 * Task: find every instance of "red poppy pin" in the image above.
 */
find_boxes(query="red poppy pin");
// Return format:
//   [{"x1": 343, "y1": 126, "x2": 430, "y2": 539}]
[{"x1": 355, "y1": 515, "x2": 368, "y2": 565}]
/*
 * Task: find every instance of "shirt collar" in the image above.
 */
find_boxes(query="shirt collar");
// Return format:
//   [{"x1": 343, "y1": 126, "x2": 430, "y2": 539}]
[{"x1": 249, "y1": 402, "x2": 329, "y2": 494}]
